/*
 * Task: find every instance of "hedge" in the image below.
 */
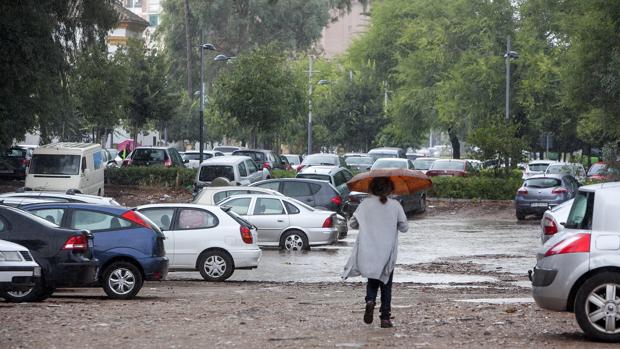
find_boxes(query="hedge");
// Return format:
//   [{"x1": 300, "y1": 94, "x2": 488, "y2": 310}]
[
  {"x1": 105, "y1": 167, "x2": 197, "y2": 188},
  {"x1": 428, "y1": 176, "x2": 522, "y2": 200}
]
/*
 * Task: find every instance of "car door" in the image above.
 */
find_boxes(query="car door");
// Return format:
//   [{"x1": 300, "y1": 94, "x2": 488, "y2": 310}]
[
  {"x1": 245, "y1": 160, "x2": 262, "y2": 182},
  {"x1": 282, "y1": 181, "x2": 315, "y2": 206},
  {"x1": 27, "y1": 207, "x2": 67, "y2": 226},
  {"x1": 250, "y1": 198, "x2": 290, "y2": 245},
  {"x1": 137, "y1": 207, "x2": 176, "y2": 264},
  {"x1": 237, "y1": 161, "x2": 250, "y2": 185},
  {"x1": 168, "y1": 207, "x2": 219, "y2": 267}
]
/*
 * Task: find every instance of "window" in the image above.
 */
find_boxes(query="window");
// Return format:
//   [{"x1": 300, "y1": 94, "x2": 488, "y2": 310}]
[
  {"x1": 213, "y1": 190, "x2": 251, "y2": 204},
  {"x1": 342, "y1": 170, "x2": 353, "y2": 181},
  {"x1": 282, "y1": 182, "x2": 311, "y2": 196},
  {"x1": 177, "y1": 209, "x2": 218, "y2": 229},
  {"x1": 199, "y1": 165, "x2": 235, "y2": 182},
  {"x1": 309, "y1": 183, "x2": 322, "y2": 195},
  {"x1": 246, "y1": 160, "x2": 257, "y2": 174},
  {"x1": 93, "y1": 151, "x2": 103, "y2": 170},
  {"x1": 238, "y1": 162, "x2": 248, "y2": 177},
  {"x1": 149, "y1": 14, "x2": 159, "y2": 26},
  {"x1": 30, "y1": 208, "x2": 65, "y2": 225},
  {"x1": 71, "y1": 210, "x2": 132, "y2": 231},
  {"x1": 524, "y1": 178, "x2": 561, "y2": 188},
  {"x1": 140, "y1": 208, "x2": 175, "y2": 230},
  {"x1": 254, "y1": 181, "x2": 279, "y2": 191},
  {"x1": 565, "y1": 192, "x2": 595, "y2": 229},
  {"x1": 29, "y1": 154, "x2": 81, "y2": 175},
  {"x1": 81, "y1": 156, "x2": 87, "y2": 172},
  {"x1": 223, "y1": 198, "x2": 252, "y2": 215},
  {"x1": 254, "y1": 198, "x2": 285, "y2": 215},
  {"x1": 333, "y1": 171, "x2": 347, "y2": 187},
  {"x1": 284, "y1": 201, "x2": 300, "y2": 214}
]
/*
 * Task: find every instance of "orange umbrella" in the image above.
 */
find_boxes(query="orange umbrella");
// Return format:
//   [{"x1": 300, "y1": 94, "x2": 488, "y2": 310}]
[{"x1": 346, "y1": 168, "x2": 432, "y2": 195}]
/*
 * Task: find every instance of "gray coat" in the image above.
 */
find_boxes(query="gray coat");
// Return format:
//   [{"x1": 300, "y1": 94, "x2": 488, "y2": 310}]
[{"x1": 342, "y1": 196, "x2": 409, "y2": 284}]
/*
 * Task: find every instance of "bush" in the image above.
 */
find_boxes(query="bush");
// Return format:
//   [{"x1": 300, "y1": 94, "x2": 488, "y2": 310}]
[
  {"x1": 271, "y1": 169, "x2": 296, "y2": 178},
  {"x1": 428, "y1": 176, "x2": 522, "y2": 200},
  {"x1": 105, "y1": 167, "x2": 197, "y2": 188}
]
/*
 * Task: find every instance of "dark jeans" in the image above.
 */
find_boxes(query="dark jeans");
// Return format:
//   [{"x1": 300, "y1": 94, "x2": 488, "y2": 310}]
[{"x1": 365, "y1": 272, "x2": 393, "y2": 320}]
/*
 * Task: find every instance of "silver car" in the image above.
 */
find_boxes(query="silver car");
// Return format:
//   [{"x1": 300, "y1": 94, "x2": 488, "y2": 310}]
[
  {"x1": 540, "y1": 198, "x2": 573, "y2": 243},
  {"x1": 515, "y1": 174, "x2": 579, "y2": 220},
  {"x1": 530, "y1": 182, "x2": 620, "y2": 342},
  {"x1": 219, "y1": 194, "x2": 339, "y2": 251}
]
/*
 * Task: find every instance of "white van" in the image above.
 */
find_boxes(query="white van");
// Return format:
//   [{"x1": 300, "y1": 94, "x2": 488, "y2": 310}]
[{"x1": 25, "y1": 143, "x2": 105, "y2": 196}]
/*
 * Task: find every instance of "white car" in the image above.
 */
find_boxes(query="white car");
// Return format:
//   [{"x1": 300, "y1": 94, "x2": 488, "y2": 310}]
[
  {"x1": 136, "y1": 203, "x2": 261, "y2": 281},
  {"x1": 219, "y1": 194, "x2": 339, "y2": 251},
  {"x1": 0, "y1": 239, "x2": 40, "y2": 292},
  {"x1": 0, "y1": 191, "x2": 121, "y2": 206},
  {"x1": 182, "y1": 150, "x2": 225, "y2": 169},
  {"x1": 523, "y1": 160, "x2": 556, "y2": 179},
  {"x1": 193, "y1": 186, "x2": 283, "y2": 205},
  {"x1": 540, "y1": 199, "x2": 573, "y2": 244}
]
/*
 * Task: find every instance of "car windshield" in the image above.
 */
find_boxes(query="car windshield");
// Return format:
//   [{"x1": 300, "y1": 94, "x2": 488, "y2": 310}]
[
  {"x1": 199, "y1": 165, "x2": 235, "y2": 182},
  {"x1": 372, "y1": 159, "x2": 407, "y2": 169},
  {"x1": 413, "y1": 158, "x2": 436, "y2": 170},
  {"x1": 29, "y1": 154, "x2": 81, "y2": 175},
  {"x1": 183, "y1": 153, "x2": 213, "y2": 161},
  {"x1": 297, "y1": 173, "x2": 331, "y2": 182},
  {"x1": 346, "y1": 157, "x2": 373, "y2": 165},
  {"x1": 302, "y1": 155, "x2": 337, "y2": 166},
  {"x1": 524, "y1": 178, "x2": 561, "y2": 188},
  {"x1": 564, "y1": 191, "x2": 594, "y2": 229},
  {"x1": 529, "y1": 163, "x2": 550, "y2": 172},
  {"x1": 587, "y1": 163, "x2": 607, "y2": 176},
  {"x1": 369, "y1": 153, "x2": 397, "y2": 161},
  {"x1": 430, "y1": 161, "x2": 464, "y2": 171},
  {"x1": 234, "y1": 151, "x2": 265, "y2": 162},
  {"x1": 133, "y1": 149, "x2": 166, "y2": 162},
  {"x1": 545, "y1": 164, "x2": 572, "y2": 175}
]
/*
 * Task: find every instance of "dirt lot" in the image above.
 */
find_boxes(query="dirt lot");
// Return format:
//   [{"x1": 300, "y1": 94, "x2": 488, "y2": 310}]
[{"x1": 0, "y1": 181, "x2": 615, "y2": 348}]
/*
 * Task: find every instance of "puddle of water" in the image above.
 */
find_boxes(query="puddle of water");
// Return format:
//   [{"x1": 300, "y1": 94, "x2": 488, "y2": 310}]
[
  {"x1": 509, "y1": 280, "x2": 532, "y2": 289},
  {"x1": 456, "y1": 297, "x2": 534, "y2": 305}
]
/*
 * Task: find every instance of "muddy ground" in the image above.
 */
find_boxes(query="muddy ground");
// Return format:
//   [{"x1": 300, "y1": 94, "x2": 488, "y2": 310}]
[{"x1": 0, "y1": 181, "x2": 614, "y2": 348}]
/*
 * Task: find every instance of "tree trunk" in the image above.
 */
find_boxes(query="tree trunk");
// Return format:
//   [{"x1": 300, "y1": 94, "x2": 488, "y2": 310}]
[
  {"x1": 183, "y1": 0, "x2": 193, "y2": 98},
  {"x1": 448, "y1": 129, "x2": 460, "y2": 159}
]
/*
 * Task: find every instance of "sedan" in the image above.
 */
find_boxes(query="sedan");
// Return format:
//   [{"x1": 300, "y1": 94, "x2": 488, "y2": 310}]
[
  {"x1": 137, "y1": 204, "x2": 261, "y2": 282},
  {"x1": 515, "y1": 174, "x2": 579, "y2": 220},
  {"x1": 0, "y1": 239, "x2": 40, "y2": 292},
  {"x1": 219, "y1": 194, "x2": 339, "y2": 251},
  {"x1": 426, "y1": 159, "x2": 476, "y2": 177}
]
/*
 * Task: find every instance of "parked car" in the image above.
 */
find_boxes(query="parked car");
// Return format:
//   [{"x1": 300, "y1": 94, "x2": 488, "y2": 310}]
[
  {"x1": 412, "y1": 157, "x2": 438, "y2": 174},
  {"x1": 0, "y1": 205, "x2": 98, "y2": 302},
  {"x1": 103, "y1": 148, "x2": 120, "y2": 168},
  {"x1": 515, "y1": 174, "x2": 579, "y2": 220},
  {"x1": 345, "y1": 156, "x2": 374, "y2": 173},
  {"x1": 231, "y1": 149, "x2": 287, "y2": 172},
  {"x1": 426, "y1": 159, "x2": 475, "y2": 177},
  {"x1": 297, "y1": 153, "x2": 346, "y2": 172},
  {"x1": 0, "y1": 191, "x2": 120, "y2": 206},
  {"x1": 523, "y1": 160, "x2": 555, "y2": 179},
  {"x1": 213, "y1": 145, "x2": 245, "y2": 155},
  {"x1": 282, "y1": 154, "x2": 302, "y2": 168},
  {"x1": 0, "y1": 239, "x2": 40, "y2": 292},
  {"x1": 193, "y1": 186, "x2": 284, "y2": 205},
  {"x1": 137, "y1": 203, "x2": 261, "y2": 281},
  {"x1": 531, "y1": 182, "x2": 620, "y2": 342},
  {"x1": 193, "y1": 156, "x2": 268, "y2": 196},
  {"x1": 219, "y1": 194, "x2": 339, "y2": 251},
  {"x1": 296, "y1": 166, "x2": 353, "y2": 203},
  {"x1": 367, "y1": 147, "x2": 406, "y2": 161},
  {"x1": 182, "y1": 150, "x2": 225, "y2": 169},
  {"x1": 540, "y1": 199, "x2": 573, "y2": 244},
  {"x1": 122, "y1": 146, "x2": 186, "y2": 168},
  {"x1": 343, "y1": 153, "x2": 367, "y2": 159},
  {"x1": 545, "y1": 163, "x2": 587, "y2": 183},
  {"x1": 23, "y1": 203, "x2": 168, "y2": 299},
  {"x1": 0, "y1": 146, "x2": 30, "y2": 180},
  {"x1": 587, "y1": 161, "x2": 619, "y2": 181},
  {"x1": 371, "y1": 158, "x2": 415, "y2": 170},
  {"x1": 406, "y1": 152, "x2": 426, "y2": 161},
  {"x1": 26, "y1": 142, "x2": 105, "y2": 196}
]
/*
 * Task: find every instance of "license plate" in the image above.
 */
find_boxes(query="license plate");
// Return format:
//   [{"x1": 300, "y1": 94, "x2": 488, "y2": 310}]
[{"x1": 531, "y1": 202, "x2": 548, "y2": 207}]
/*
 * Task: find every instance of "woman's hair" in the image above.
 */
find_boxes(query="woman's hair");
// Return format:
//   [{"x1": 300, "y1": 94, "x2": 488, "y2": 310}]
[{"x1": 369, "y1": 177, "x2": 394, "y2": 204}]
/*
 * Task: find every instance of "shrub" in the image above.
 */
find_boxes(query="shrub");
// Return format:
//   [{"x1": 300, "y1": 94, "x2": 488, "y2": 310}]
[
  {"x1": 271, "y1": 169, "x2": 296, "y2": 178},
  {"x1": 428, "y1": 176, "x2": 522, "y2": 200},
  {"x1": 105, "y1": 167, "x2": 197, "y2": 188}
]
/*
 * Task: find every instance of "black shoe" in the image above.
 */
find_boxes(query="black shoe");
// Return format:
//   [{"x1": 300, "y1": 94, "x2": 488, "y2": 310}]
[
  {"x1": 380, "y1": 319, "x2": 393, "y2": 328},
  {"x1": 363, "y1": 301, "x2": 375, "y2": 324}
]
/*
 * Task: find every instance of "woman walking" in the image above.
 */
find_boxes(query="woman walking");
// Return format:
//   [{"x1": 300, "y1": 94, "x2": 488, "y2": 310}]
[{"x1": 342, "y1": 177, "x2": 409, "y2": 328}]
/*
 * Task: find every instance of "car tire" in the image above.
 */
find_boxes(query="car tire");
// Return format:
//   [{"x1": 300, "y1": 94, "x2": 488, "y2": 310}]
[
  {"x1": 1, "y1": 282, "x2": 49, "y2": 303},
  {"x1": 102, "y1": 261, "x2": 143, "y2": 300},
  {"x1": 574, "y1": 272, "x2": 620, "y2": 342},
  {"x1": 280, "y1": 230, "x2": 310, "y2": 251},
  {"x1": 416, "y1": 195, "x2": 427, "y2": 214},
  {"x1": 198, "y1": 250, "x2": 234, "y2": 282},
  {"x1": 516, "y1": 210, "x2": 526, "y2": 220}
]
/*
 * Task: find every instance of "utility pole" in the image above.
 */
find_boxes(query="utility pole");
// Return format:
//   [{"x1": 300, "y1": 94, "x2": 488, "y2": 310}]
[
  {"x1": 307, "y1": 55, "x2": 313, "y2": 155},
  {"x1": 505, "y1": 36, "x2": 511, "y2": 124}
]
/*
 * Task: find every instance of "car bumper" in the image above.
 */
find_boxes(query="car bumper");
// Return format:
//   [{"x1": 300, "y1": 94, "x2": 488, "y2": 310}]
[
  {"x1": 335, "y1": 216, "x2": 348, "y2": 239},
  {"x1": 49, "y1": 260, "x2": 99, "y2": 287},
  {"x1": 530, "y1": 253, "x2": 589, "y2": 312},
  {"x1": 307, "y1": 228, "x2": 339, "y2": 246},
  {"x1": 230, "y1": 248, "x2": 262, "y2": 269},
  {"x1": 515, "y1": 201, "x2": 564, "y2": 214},
  {"x1": 0, "y1": 265, "x2": 41, "y2": 291},
  {"x1": 140, "y1": 256, "x2": 169, "y2": 281}
]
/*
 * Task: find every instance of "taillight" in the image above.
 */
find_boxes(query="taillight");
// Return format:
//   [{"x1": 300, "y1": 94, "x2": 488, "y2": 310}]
[
  {"x1": 164, "y1": 159, "x2": 172, "y2": 167},
  {"x1": 322, "y1": 216, "x2": 333, "y2": 228},
  {"x1": 542, "y1": 217, "x2": 558, "y2": 236},
  {"x1": 63, "y1": 235, "x2": 88, "y2": 253},
  {"x1": 262, "y1": 162, "x2": 270, "y2": 170},
  {"x1": 517, "y1": 187, "x2": 528, "y2": 195},
  {"x1": 552, "y1": 187, "x2": 568, "y2": 194},
  {"x1": 121, "y1": 210, "x2": 150, "y2": 228},
  {"x1": 240, "y1": 225, "x2": 253, "y2": 244},
  {"x1": 296, "y1": 165, "x2": 304, "y2": 172},
  {"x1": 330, "y1": 195, "x2": 342, "y2": 206},
  {"x1": 544, "y1": 233, "x2": 590, "y2": 257}
]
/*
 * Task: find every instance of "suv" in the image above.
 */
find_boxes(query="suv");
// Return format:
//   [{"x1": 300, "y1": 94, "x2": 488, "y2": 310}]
[
  {"x1": 231, "y1": 149, "x2": 287, "y2": 172},
  {"x1": 0, "y1": 146, "x2": 31, "y2": 179},
  {"x1": 122, "y1": 147, "x2": 186, "y2": 168},
  {"x1": 194, "y1": 156, "x2": 267, "y2": 195},
  {"x1": 531, "y1": 182, "x2": 620, "y2": 342}
]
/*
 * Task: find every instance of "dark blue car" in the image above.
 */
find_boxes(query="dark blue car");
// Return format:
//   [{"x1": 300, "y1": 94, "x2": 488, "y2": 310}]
[{"x1": 21, "y1": 203, "x2": 168, "y2": 299}]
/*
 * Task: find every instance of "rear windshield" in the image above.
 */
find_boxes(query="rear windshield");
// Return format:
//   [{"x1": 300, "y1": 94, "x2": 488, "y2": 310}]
[
  {"x1": 133, "y1": 149, "x2": 167, "y2": 162},
  {"x1": 5, "y1": 148, "x2": 26, "y2": 157},
  {"x1": 373, "y1": 159, "x2": 407, "y2": 169},
  {"x1": 297, "y1": 174, "x2": 331, "y2": 183},
  {"x1": 413, "y1": 158, "x2": 436, "y2": 170},
  {"x1": 225, "y1": 209, "x2": 254, "y2": 228},
  {"x1": 528, "y1": 163, "x2": 550, "y2": 172},
  {"x1": 233, "y1": 151, "x2": 265, "y2": 162},
  {"x1": 524, "y1": 178, "x2": 561, "y2": 188},
  {"x1": 30, "y1": 154, "x2": 80, "y2": 175},
  {"x1": 183, "y1": 153, "x2": 213, "y2": 161},
  {"x1": 346, "y1": 157, "x2": 373, "y2": 165},
  {"x1": 199, "y1": 165, "x2": 235, "y2": 182},
  {"x1": 369, "y1": 153, "x2": 398, "y2": 161},
  {"x1": 214, "y1": 147, "x2": 238, "y2": 153},
  {"x1": 565, "y1": 191, "x2": 594, "y2": 229},
  {"x1": 430, "y1": 161, "x2": 465, "y2": 171},
  {"x1": 587, "y1": 163, "x2": 606, "y2": 176},
  {"x1": 302, "y1": 155, "x2": 338, "y2": 166},
  {"x1": 546, "y1": 165, "x2": 572, "y2": 175}
]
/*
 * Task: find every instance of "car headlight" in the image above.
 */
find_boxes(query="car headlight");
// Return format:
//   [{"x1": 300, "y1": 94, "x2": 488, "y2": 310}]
[{"x1": 0, "y1": 251, "x2": 23, "y2": 261}]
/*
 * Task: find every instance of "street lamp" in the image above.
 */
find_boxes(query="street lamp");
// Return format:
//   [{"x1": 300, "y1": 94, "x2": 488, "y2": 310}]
[
  {"x1": 504, "y1": 36, "x2": 518, "y2": 124},
  {"x1": 306, "y1": 56, "x2": 331, "y2": 155}
]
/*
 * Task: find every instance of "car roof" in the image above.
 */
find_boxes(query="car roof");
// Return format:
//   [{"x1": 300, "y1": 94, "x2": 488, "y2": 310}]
[
  {"x1": 200, "y1": 155, "x2": 252, "y2": 165},
  {"x1": 298, "y1": 165, "x2": 341, "y2": 175},
  {"x1": 232, "y1": 149, "x2": 272, "y2": 153},
  {"x1": 138, "y1": 203, "x2": 222, "y2": 210},
  {"x1": 525, "y1": 174, "x2": 567, "y2": 180},
  {"x1": 20, "y1": 202, "x2": 128, "y2": 213},
  {"x1": 578, "y1": 181, "x2": 620, "y2": 193},
  {"x1": 368, "y1": 147, "x2": 403, "y2": 152},
  {"x1": 134, "y1": 146, "x2": 174, "y2": 150},
  {"x1": 528, "y1": 160, "x2": 556, "y2": 164},
  {"x1": 414, "y1": 157, "x2": 438, "y2": 160},
  {"x1": 253, "y1": 178, "x2": 332, "y2": 185},
  {"x1": 200, "y1": 186, "x2": 283, "y2": 195},
  {"x1": 434, "y1": 158, "x2": 465, "y2": 162},
  {"x1": 0, "y1": 191, "x2": 117, "y2": 203},
  {"x1": 375, "y1": 158, "x2": 407, "y2": 162}
]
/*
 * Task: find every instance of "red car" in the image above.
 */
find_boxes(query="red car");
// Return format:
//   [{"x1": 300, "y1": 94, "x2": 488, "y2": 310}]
[
  {"x1": 586, "y1": 161, "x2": 618, "y2": 181},
  {"x1": 425, "y1": 159, "x2": 475, "y2": 177}
]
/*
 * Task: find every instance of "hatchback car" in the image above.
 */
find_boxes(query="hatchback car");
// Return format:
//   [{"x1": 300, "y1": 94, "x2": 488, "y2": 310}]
[
  {"x1": 412, "y1": 157, "x2": 438, "y2": 174},
  {"x1": 23, "y1": 203, "x2": 168, "y2": 299},
  {"x1": 531, "y1": 182, "x2": 620, "y2": 342},
  {"x1": 122, "y1": 147, "x2": 186, "y2": 168},
  {"x1": 345, "y1": 156, "x2": 374, "y2": 173},
  {"x1": 297, "y1": 153, "x2": 346, "y2": 172},
  {"x1": 523, "y1": 160, "x2": 555, "y2": 179},
  {"x1": 193, "y1": 186, "x2": 284, "y2": 205},
  {"x1": 137, "y1": 203, "x2": 261, "y2": 281},
  {"x1": 182, "y1": 150, "x2": 225, "y2": 169},
  {"x1": 213, "y1": 145, "x2": 245, "y2": 155},
  {"x1": 515, "y1": 174, "x2": 579, "y2": 220},
  {"x1": 545, "y1": 163, "x2": 587, "y2": 183},
  {"x1": 194, "y1": 156, "x2": 268, "y2": 195},
  {"x1": 371, "y1": 158, "x2": 415, "y2": 170},
  {"x1": 219, "y1": 194, "x2": 339, "y2": 251},
  {"x1": 0, "y1": 239, "x2": 40, "y2": 292},
  {"x1": 426, "y1": 159, "x2": 475, "y2": 177},
  {"x1": 296, "y1": 166, "x2": 353, "y2": 201},
  {"x1": 232, "y1": 149, "x2": 287, "y2": 172},
  {"x1": 540, "y1": 199, "x2": 573, "y2": 243}
]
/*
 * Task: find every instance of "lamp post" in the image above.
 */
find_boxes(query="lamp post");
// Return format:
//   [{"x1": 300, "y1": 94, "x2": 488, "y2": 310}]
[{"x1": 503, "y1": 36, "x2": 518, "y2": 124}]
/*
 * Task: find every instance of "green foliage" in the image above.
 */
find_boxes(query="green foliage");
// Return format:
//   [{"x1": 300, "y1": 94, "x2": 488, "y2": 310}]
[
  {"x1": 428, "y1": 176, "x2": 522, "y2": 200},
  {"x1": 105, "y1": 167, "x2": 197, "y2": 187},
  {"x1": 271, "y1": 169, "x2": 296, "y2": 179}
]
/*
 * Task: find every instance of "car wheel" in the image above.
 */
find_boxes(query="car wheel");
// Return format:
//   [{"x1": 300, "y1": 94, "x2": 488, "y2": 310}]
[
  {"x1": 1, "y1": 282, "x2": 49, "y2": 303},
  {"x1": 102, "y1": 262, "x2": 143, "y2": 300},
  {"x1": 198, "y1": 250, "x2": 234, "y2": 282},
  {"x1": 280, "y1": 230, "x2": 310, "y2": 251},
  {"x1": 516, "y1": 210, "x2": 526, "y2": 220},
  {"x1": 574, "y1": 272, "x2": 620, "y2": 342},
  {"x1": 416, "y1": 195, "x2": 427, "y2": 213}
]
